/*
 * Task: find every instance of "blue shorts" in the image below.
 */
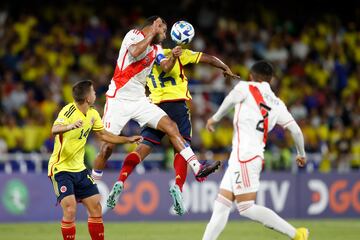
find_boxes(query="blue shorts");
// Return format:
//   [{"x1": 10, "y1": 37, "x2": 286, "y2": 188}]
[
  {"x1": 142, "y1": 101, "x2": 191, "y2": 147},
  {"x1": 50, "y1": 169, "x2": 99, "y2": 203}
]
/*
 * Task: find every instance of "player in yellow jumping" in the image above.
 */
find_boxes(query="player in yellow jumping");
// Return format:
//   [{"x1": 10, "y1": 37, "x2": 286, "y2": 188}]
[
  {"x1": 48, "y1": 80, "x2": 142, "y2": 240},
  {"x1": 104, "y1": 48, "x2": 235, "y2": 215}
]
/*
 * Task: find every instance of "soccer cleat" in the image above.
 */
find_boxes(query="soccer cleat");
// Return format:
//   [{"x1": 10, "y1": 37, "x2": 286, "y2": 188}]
[
  {"x1": 294, "y1": 228, "x2": 309, "y2": 240},
  {"x1": 106, "y1": 181, "x2": 124, "y2": 209},
  {"x1": 195, "y1": 161, "x2": 221, "y2": 179},
  {"x1": 169, "y1": 185, "x2": 185, "y2": 216}
]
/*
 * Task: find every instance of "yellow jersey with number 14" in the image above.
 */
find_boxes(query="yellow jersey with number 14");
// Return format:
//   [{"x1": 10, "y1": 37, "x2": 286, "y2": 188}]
[
  {"x1": 48, "y1": 103, "x2": 104, "y2": 176},
  {"x1": 147, "y1": 49, "x2": 202, "y2": 104}
]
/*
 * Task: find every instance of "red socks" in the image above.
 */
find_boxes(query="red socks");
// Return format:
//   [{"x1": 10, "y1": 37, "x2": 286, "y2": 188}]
[
  {"x1": 174, "y1": 153, "x2": 188, "y2": 192},
  {"x1": 61, "y1": 220, "x2": 76, "y2": 240},
  {"x1": 118, "y1": 152, "x2": 141, "y2": 182},
  {"x1": 88, "y1": 217, "x2": 104, "y2": 240}
]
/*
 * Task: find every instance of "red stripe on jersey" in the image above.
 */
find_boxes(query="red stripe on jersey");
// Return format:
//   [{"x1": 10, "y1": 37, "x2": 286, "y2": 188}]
[
  {"x1": 109, "y1": 48, "x2": 156, "y2": 97},
  {"x1": 49, "y1": 133, "x2": 63, "y2": 176},
  {"x1": 248, "y1": 85, "x2": 269, "y2": 144}
]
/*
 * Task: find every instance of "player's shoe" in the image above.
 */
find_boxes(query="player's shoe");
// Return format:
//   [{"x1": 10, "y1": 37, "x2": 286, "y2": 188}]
[
  {"x1": 169, "y1": 184, "x2": 185, "y2": 216},
  {"x1": 294, "y1": 228, "x2": 309, "y2": 240},
  {"x1": 195, "y1": 161, "x2": 221, "y2": 180},
  {"x1": 106, "y1": 181, "x2": 124, "y2": 209}
]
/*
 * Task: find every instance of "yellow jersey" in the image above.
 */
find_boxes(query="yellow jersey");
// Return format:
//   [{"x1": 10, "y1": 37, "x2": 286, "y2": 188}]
[
  {"x1": 48, "y1": 103, "x2": 104, "y2": 176},
  {"x1": 147, "y1": 49, "x2": 202, "y2": 103}
]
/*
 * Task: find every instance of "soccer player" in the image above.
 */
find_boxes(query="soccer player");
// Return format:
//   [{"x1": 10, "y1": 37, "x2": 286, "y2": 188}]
[
  {"x1": 48, "y1": 80, "x2": 142, "y2": 240},
  {"x1": 202, "y1": 61, "x2": 309, "y2": 240},
  {"x1": 92, "y1": 16, "x2": 221, "y2": 205},
  {"x1": 106, "y1": 47, "x2": 235, "y2": 215}
]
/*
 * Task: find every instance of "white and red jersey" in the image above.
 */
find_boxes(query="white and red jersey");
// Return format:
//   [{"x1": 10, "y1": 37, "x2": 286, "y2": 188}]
[
  {"x1": 106, "y1": 29, "x2": 166, "y2": 100},
  {"x1": 212, "y1": 81, "x2": 295, "y2": 166}
]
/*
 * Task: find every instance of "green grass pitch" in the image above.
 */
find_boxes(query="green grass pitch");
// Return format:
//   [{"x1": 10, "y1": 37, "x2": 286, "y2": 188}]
[{"x1": 0, "y1": 220, "x2": 359, "y2": 240}]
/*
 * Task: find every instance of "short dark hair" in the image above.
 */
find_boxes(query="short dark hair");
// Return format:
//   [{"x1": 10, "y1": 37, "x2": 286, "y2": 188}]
[
  {"x1": 250, "y1": 60, "x2": 274, "y2": 82},
  {"x1": 72, "y1": 80, "x2": 93, "y2": 103},
  {"x1": 142, "y1": 16, "x2": 167, "y2": 28}
]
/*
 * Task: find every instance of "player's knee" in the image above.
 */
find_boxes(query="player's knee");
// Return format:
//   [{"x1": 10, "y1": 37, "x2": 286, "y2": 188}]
[
  {"x1": 88, "y1": 202, "x2": 102, "y2": 217},
  {"x1": 63, "y1": 204, "x2": 76, "y2": 220},
  {"x1": 236, "y1": 200, "x2": 254, "y2": 216}
]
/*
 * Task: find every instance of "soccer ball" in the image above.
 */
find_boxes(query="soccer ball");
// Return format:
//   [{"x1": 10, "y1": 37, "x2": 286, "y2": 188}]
[{"x1": 170, "y1": 21, "x2": 195, "y2": 45}]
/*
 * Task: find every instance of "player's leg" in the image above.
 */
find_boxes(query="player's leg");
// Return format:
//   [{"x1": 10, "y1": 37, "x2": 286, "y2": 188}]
[
  {"x1": 107, "y1": 143, "x2": 153, "y2": 209},
  {"x1": 116, "y1": 126, "x2": 163, "y2": 184},
  {"x1": 135, "y1": 99, "x2": 220, "y2": 179},
  {"x1": 52, "y1": 172, "x2": 77, "y2": 240},
  {"x1": 92, "y1": 97, "x2": 130, "y2": 180},
  {"x1": 234, "y1": 158, "x2": 308, "y2": 240},
  {"x1": 202, "y1": 168, "x2": 234, "y2": 240},
  {"x1": 92, "y1": 141, "x2": 115, "y2": 179},
  {"x1": 60, "y1": 195, "x2": 77, "y2": 240},
  {"x1": 82, "y1": 194, "x2": 104, "y2": 240},
  {"x1": 162, "y1": 101, "x2": 192, "y2": 186},
  {"x1": 156, "y1": 115, "x2": 221, "y2": 179},
  {"x1": 75, "y1": 170, "x2": 104, "y2": 240}
]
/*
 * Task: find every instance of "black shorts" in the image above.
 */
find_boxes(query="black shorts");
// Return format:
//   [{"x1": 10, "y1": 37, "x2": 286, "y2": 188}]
[
  {"x1": 50, "y1": 169, "x2": 99, "y2": 203},
  {"x1": 142, "y1": 101, "x2": 192, "y2": 147}
]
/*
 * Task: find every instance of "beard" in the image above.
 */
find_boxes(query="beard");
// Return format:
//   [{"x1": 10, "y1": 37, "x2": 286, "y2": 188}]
[{"x1": 151, "y1": 34, "x2": 162, "y2": 44}]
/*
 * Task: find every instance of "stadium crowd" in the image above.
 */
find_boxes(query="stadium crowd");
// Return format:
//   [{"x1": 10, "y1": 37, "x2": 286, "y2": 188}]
[{"x1": 0, "y1": 1, "x2": 359, "y2": 172}]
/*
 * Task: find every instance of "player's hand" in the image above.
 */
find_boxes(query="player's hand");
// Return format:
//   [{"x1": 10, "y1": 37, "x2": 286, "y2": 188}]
[
  {"x1": 152, "y1": 18, "x2": 164, "y2": 34},
  {"x1": 206, "y1": 118, "x2": 216, "y2": 132},
  {"x1": 68, "y1": 120, "x2": 83, "y2": 130},
  {"x1": 296, "y1": 155, "x2": 307, "y2": 167},
  {"x1": 171, "y1": 46, "x2": 182, "y2": 58},
  {"x1": 223, "y1": 68, "x2": 240, "y2": 79},
  {"x1": 127, "y1": 136, "x2": 143, "y2": 144}
]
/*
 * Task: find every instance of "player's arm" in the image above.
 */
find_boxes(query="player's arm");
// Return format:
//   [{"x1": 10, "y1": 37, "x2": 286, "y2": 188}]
[
  {"x1": 277, "y1": 102, "x2": 306, "y2": 167},
  {"x1": 159, "y1": 46, "x2": 182, "y2": 72},
  {"x1": 199, "y1": 53, "x2": 235, "y2": 77},
  {"x1": 94, "y1": 129, "x2": 143, "y2": 145},
  {"x1": 206, "y1": 85, "x2": 246, "y2": 132},
  {"x1": 52, "y1": 120, "x2": 83, "y2": 135},
  {"x1": 128, "y1": 18, "x2": 163, "y2": 58},
  {"x1": 285, "y1": 122, "x2": 307, "y2": 167}
]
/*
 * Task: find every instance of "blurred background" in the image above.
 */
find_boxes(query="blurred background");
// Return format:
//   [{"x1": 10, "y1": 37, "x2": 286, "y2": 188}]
[
  {"x1": 0, "y1": 0, "x2": 359, "y2": 232},
  {"x1": 1, "y1": 0, "x2": 359, "y2": 173}
]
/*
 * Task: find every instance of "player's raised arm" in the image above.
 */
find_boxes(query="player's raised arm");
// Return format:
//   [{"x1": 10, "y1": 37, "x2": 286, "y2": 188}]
[
  {"x1": 94, "y1": 129, "x2": 143, "y2": 145},
  {"x1": 52, "y1": 120, "x2": 83, "y2": 135},
  {"x1": 199, "y1": 53, "x2": 235, "y2": 77},
  {"x1": 160, "y1": 46, "x2": 182, "y2": 72},
  {"x1": 128, "y1": 18, "x2": 164, "y2": 58}
]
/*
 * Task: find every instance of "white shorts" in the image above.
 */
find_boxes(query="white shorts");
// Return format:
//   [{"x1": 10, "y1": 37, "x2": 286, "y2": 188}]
[
  {"x1": 102, "y1": 97, "x2": 167, "y2": 135},
  {"x1": 219, "y1": 157, "x2": 263, "y2": 195}
]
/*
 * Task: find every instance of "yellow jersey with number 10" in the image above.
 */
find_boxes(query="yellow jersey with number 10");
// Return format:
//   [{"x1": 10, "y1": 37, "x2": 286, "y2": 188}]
[
  {"x1": 147, "y1": 49, "x2": 202, "y2": 104},
  {"x1": 48, "y1": 103, "x2": 104, "y2": 176}
]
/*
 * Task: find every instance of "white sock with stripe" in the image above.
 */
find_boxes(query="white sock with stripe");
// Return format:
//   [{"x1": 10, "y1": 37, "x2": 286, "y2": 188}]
[
  {"x1": 202, "y1": 194, "x2": 232, "y2": 240},
  {"x1": 237, "y1": 200, "x2": 296, "y2": 238},
  {"x1": 180, "y1": 146, "x2": 201, "y2": 173}
]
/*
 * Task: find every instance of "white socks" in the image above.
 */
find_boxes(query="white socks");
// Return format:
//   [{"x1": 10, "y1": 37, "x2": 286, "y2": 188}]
[
  {"x1": 180, "y1": 146, "x2": 201, "y2": 173},
  {"x1": 91, "y1": 169, "x2": 103, "y2": 180},
  {"x1": 237, "y1": 200, "x2": 296, "y2": 239},
  {"x1": 202, "y1": 194, "x2": 232, "y2": 240}
]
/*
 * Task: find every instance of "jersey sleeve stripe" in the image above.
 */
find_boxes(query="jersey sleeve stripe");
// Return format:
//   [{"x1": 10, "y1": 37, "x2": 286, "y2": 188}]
[
  {"x1": 195, "y1": 52, "x2": 202, "y2": 63},
  {"x1": 64, "y1": 105, "x2": 75, "y2": 118}
]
